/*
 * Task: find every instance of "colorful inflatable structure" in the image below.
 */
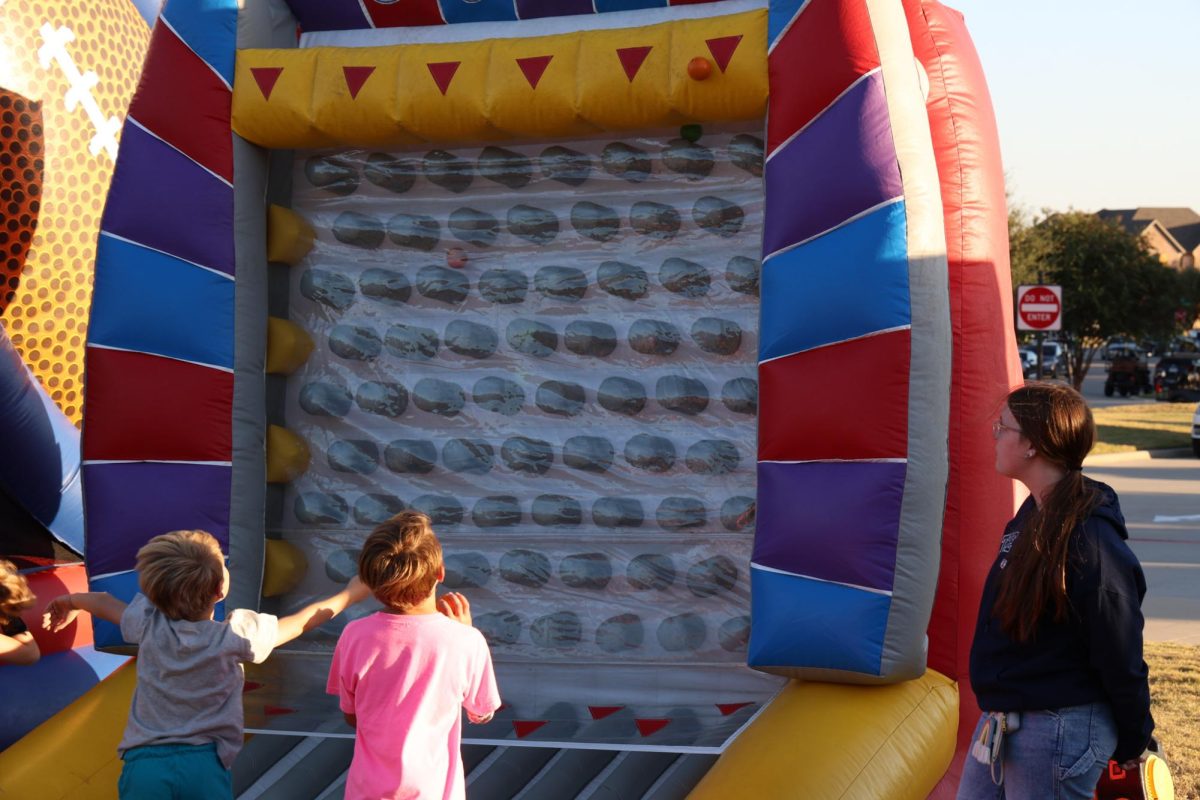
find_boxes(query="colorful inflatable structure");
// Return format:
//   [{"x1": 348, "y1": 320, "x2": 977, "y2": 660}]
[
  {"x1": 0, "y1": 0, "x2": 148, "y2": 758},
  {"x1": 1, "y1": 0, "x2": 1023, "y2": 797}
]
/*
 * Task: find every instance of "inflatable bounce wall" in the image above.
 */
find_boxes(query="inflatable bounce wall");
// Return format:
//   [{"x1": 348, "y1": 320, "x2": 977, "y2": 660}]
[{"x1": 0, "y1": 0, "x2": 1023, "y2": 797}]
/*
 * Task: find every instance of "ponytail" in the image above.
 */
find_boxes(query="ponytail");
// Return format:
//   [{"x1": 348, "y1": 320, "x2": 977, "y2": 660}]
[{"x1": 993, "y1": 465, "x2": 1098, "y2": 642}]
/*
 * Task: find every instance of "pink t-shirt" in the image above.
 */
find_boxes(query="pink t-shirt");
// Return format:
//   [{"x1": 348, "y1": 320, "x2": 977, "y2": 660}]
[{"x1": 327, "y1": 611, "x2": 500, "y2": 800}]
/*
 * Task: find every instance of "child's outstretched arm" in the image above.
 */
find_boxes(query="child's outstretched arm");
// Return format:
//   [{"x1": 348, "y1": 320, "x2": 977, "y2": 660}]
[
  {"x1": 0, "y1": 630, "x2": 40, "y2": 665},
  {"x1": 274, "y1": 577, "x2": 370, "y2": 647},
  {"x1": 42, "y1": 592, "x2": 127, "y2": 632}
]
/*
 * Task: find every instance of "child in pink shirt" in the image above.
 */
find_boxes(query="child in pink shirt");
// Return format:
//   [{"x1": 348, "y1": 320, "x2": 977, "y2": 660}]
[{"x1": 327, "y1": 511, "x2": 500, "y2": 800}]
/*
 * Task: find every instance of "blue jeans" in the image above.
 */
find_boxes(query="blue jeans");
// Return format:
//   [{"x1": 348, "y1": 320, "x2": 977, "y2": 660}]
[
  {"x1": 957, "y1": 702, "x2": 1118, "y2": 800},
  {"x1": 119, "y1": 743, "x2": 232, "y2": 800}
]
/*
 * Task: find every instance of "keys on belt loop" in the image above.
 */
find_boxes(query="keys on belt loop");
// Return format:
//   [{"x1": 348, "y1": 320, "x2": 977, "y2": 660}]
[
  {"x1": 970, "y1": 710, "x2": 1021, "y2": 786},
  {"x1": 990, "y1": 714, "x2": 1005, "y2": 786}
]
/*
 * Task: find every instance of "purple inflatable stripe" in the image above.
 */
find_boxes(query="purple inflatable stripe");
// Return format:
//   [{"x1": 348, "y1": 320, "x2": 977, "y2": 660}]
[
  {"x1": 762, "y1": 71, "x2": 902, "y2": 257},
  {"x1": 100, "y1": 124, "x2": 234, "y2": 276},
  {"x1": 83, "y1": 462, "x2": 231, "y2": 576},
  {"x1": 753, "y1": 460, "x2": 905, "y2": 592},
  {"x1": 516, "y1": 0, "x2": 595, "y2": 18},
  {"x1": 284, "y1": 0, "x2": 371, "y2": 31}
]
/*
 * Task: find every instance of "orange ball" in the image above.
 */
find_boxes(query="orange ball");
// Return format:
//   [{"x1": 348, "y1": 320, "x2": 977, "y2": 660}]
[
  {"x1": 687, "y1": 57, "x2": 712, "y2": 81},
  {"x1": 446, "y1": 248, "x2": 469, "y2": 269}
]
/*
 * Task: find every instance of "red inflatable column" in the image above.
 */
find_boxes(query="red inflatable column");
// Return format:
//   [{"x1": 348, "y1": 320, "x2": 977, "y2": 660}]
[{"x1": 902, "y1": 1, "x2": 1025, "y2": 795}]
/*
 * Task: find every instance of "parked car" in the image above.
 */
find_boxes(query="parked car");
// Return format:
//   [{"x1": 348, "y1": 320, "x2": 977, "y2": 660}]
[
  {"x1": 1018, "y1": 346, "x2": 1038, "y2": 377},
  {"x1": 1153, "y1": 352, "x2": 1200, "y2": 402},
  {"x1": 1192, "y1": 402, "x2": 1200, "y2": 458},
  {"x1": 1039, "y1": 341, "x2": 1067, "y2": 378},
  {"x1": 1165, "y1": 336, "x2": 1199, "y2": 355},
  {"x1": 1104, "y1": 347, "x2": 1151, "y2": 397},
  {"x1": 1102, "y1": 337, "x2": 1138, "y2": 361}
]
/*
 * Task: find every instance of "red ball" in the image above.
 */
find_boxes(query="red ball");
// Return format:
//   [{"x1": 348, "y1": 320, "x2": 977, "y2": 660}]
[
  {"x1": 687, "y1": 57, "x2": 712, "y2": 81},
  {"x1": 446, "y1": 248, "x2": 469, "y2": 269}
]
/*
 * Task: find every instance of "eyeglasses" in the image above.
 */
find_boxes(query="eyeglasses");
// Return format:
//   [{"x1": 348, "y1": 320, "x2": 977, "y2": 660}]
[{"x1": 992, "y1": 419, "x2": 1022, "y2": 439}]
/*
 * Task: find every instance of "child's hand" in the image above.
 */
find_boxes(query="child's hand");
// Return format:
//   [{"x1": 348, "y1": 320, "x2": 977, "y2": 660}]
[
  {"x1": 437, "y1": 592, "x2": 472, "y2": 626},
  {"x1": 42, "y1": 594, "x2": 79, "y2": 633},
  {"x1": 346, "y1": 576, "x2": 371, "y2": 604},
  {"x1": 467, "y1": 710, "x2": 493, "y2": 724}
]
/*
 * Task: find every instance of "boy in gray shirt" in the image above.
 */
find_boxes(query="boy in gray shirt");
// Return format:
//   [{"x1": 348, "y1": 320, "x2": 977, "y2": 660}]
[{"x1": 44, "y1": 529, "x2": 369, "y2": 799}]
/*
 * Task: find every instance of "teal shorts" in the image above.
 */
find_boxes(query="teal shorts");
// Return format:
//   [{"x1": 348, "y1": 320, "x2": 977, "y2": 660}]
[{"x1": 118, "y1": 743, "x2": 232, "y2": 800}]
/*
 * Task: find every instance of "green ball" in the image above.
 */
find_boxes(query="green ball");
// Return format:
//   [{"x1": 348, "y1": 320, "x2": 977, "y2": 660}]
[{"x1": 680, "y1": 124, "x2": 703, "y2": 143}]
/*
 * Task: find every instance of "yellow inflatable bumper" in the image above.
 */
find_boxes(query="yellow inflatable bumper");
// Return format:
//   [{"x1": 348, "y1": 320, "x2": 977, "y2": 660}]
[
  {"x1": 690, "y1": 670, "x2": 959, "y2": 800},
  {"x1": 0, "y1": 661, "x2": 134, "y2": 800}
]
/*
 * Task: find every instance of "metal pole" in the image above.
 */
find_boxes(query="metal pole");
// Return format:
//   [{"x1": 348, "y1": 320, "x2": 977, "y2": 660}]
[
  {"x1": 1035, "y1": 270, "x2": 1045, "y2": 380},
  {"x1": 1036, "y1": 332, "x2": 1044, "y2": 380}
]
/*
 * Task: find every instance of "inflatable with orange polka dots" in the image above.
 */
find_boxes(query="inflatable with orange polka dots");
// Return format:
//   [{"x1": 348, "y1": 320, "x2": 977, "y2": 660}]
[{"x1": 1, "y1": 0, "x2": 150, "y2": 422}]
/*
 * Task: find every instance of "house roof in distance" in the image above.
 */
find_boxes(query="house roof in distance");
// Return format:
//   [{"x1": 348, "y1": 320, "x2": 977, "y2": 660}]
[{"x1": 1097, "y1": 207, "x2": 1200, "y2": 253}]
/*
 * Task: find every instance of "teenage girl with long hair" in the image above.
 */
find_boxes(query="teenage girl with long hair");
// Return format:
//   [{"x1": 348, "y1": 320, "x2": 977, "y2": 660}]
[{"x1": 957, "y1": 382, "x2": 1154, "y2": 799}]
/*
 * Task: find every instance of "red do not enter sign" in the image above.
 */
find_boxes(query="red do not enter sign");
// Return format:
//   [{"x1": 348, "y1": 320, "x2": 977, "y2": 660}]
[{"x1": 1017, "y1": 284, "x2": 1062, "y2": 331}]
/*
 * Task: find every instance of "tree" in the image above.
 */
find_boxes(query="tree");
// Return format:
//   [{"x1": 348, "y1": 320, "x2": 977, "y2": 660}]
[
  {"x1": 1177, "y1": 267, "x2": 1200, "y2": 331},
  {"x1": 1009, "y1": 211, "x2": 1183, "y2": 389}
]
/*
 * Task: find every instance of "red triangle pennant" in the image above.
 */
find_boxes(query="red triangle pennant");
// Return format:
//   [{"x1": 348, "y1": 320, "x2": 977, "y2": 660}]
[
  {"x1": 615, "y1": 46, "x2": 652, "y2": 82},
  {"x1": 588, "y1": 706, "x2": 624, "y2": 721},
  {"x1": 242, "y1": 681, "x2": 263, "y2": 693},
  {"x1": 427, "y1": 61, "x2": 461, "y2": 96},
  {"x1": 516, "y1": 55, "x2": 553, "y2": 89},
  {"x1": 263, "y1": 705, "x2": 295, "y2": 716},
  {"x1": 635, "y1": 718, "x2": 670, "y2": 737},
  {"x1": 513, "y1": 720, "x2": 547, "y2": 738},
  {"x1": 705, "y1": 35, "x2": 743, "y2": 73},
  {"x1": 250, "y1": 67, "x2": 283, "y2": 100},
  {"x1": 716, "y1": 702, "x2": 753, "y2": 716},
  {"x1": 343, "y1": 66, "x2": 375, "y2": 99}
]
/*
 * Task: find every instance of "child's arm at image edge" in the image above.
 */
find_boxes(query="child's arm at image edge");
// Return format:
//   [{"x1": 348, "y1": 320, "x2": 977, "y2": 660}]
[
  {"x1": 274, "y1": 577, "x2": 370, "y2": 648},
  {"x1": 42, "y1": 592, "x2": 127, "y2": 632},
  {"x1": 0, "y1": 631, "x2": 40, "y2": 665}
]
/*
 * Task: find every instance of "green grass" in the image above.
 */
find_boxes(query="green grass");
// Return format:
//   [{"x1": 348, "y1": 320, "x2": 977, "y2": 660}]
[
  {"x1": 1146, "y1": 642, "x2": 1200, "y2": 799},
  {"x1": 1090, "y1": 402, "x2": 1195, "y2": 454}
]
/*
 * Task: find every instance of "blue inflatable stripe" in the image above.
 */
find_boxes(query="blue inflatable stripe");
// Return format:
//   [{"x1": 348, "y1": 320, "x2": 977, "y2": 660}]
[
  {"x1": 748, "y1": 566, "x2": 888, "y2": 675},
  {"x1": 768, "y1": 0, "x2": 809, "y2": 48},
  {"x1": 90, "y1": 570, "x2": 227, "y2": 649},
  {"x1": 88, "y1": 570, "x2": 142, "y2": 649},
  {"x1": 438, "y1": 0, "x2": 518, "y2": 23},
  {"x1": 160, "y1": 0, "x2": 238, "y2": 86},
  {"x1": 90, "y1": 235, "x2": 235, "y2": 369},
  {"x1": 759, "y1": 199, "x2": 910, "y2": 362}
]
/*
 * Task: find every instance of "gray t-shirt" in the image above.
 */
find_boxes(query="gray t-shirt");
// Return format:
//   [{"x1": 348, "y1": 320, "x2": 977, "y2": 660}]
[{"x1": 118, "y1": 594, "x2": 279, "y2": 768}]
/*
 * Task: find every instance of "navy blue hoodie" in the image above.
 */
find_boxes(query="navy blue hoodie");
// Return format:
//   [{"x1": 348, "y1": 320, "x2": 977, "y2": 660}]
[{"x1": 969, "y1": 479, "x2": 1154, "y2": 763}]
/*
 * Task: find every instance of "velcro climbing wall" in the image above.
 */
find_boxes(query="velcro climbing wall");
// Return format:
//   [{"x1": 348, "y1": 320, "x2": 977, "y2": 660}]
[{"x1": 258, "y1": 128, "x2": 784, "y2": 749}]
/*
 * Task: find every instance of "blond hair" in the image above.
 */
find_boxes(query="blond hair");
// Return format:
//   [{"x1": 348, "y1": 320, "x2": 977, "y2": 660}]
[
  {"x1": 136, "y1": 530, "x2": 225, "y2": 621},
  {"x1": 0, "y1": 559, "x2": 35, "y2": 626},
  {"x1": 358, "y1": 512, "x2": 443, "y2": 609}
]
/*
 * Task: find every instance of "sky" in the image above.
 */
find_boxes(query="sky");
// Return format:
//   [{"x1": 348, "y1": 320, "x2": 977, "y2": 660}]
[{"x1": 946, "y1": 0, "x2": 1200, "y2": 216}]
